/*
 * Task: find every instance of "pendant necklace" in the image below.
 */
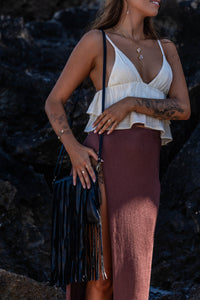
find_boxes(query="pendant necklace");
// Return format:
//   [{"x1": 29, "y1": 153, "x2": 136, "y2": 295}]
[
  {"x1": 112, "y1": 30, "x2": 144, "y2": 61},
  {"x1": 136, "y1": 47, "x2": 144, "y2": 61}
]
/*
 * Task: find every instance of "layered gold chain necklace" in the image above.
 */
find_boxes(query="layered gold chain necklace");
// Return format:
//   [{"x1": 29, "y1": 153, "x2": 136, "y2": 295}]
[{"x1": 111, "y1": 29, "x2": 144, "y2": 61}]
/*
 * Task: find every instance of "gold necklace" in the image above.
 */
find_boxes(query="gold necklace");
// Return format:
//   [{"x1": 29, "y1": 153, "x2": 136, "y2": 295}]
[{"x1": 112, "y1": 30, "x2": 144, "y2": 61}]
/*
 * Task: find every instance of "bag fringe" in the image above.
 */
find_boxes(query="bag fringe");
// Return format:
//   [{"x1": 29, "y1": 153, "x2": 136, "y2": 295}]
[{"x1": 50, "y1": 177, "x2": 107, "y2": 289}]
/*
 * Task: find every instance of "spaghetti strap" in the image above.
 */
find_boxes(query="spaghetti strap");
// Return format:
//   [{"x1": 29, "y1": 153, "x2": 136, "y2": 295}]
[
  {"x1": 157, "y1": 40, "x2": 165, "y2": 58},
  {"x1": 105, "y1": 34, "x2": 118, "y2": 50}
]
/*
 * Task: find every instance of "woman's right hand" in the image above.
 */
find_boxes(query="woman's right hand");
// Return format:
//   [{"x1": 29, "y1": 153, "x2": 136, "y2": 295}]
[{"x1": 68, "y1": 143, "x2": 99, "y2": 189}]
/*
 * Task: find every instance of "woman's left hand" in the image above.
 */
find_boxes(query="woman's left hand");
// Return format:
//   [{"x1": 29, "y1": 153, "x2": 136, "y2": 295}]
[{"x1": 92, "y1": 98, "x2": 130, "y2": 135}]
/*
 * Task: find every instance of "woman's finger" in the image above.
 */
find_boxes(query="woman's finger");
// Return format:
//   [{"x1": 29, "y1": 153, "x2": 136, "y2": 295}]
[
  {"x1": 107, "y1": 121, "x2": 118, "y2": 135},
  {"x1": 98, "y1": 118, "x2": 115, "y2": 134},
  {"x1": 82, "y1": 167, "x2": 92, "y2": 189},
  {"x1": 79, "y1": 166, "x2": 93, "y2": 189},
  {"x1": 92, "y1": 112, "x2": 106, "y2": 127},
  {"x1": 87, "y1": 148, "x2": 98, "y2": 161},
  {"x1": 72, "y1": 167, "x2": 77, "y2": 186},
  {"x1": 85, "y1": 163, "x2": 96, "y2": 183},
  {"x1": 94, "y1": 115, "x2": 112, "y2": 133},
  {"x1": 77, "y1": 169, "x2": 87, "y2": 189},
  {"x1": 93, "y1": 117, "x2": 107, "y2": 133}
]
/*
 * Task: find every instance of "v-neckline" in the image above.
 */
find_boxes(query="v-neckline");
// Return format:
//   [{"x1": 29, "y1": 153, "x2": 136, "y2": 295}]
[{"x1": 105, "y1": 34, "x2": 164, "y2": 86}]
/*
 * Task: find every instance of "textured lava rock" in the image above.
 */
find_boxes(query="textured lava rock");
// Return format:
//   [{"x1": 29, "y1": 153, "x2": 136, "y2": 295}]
[
  {"x1": 152, "y1": 122, "x2": 200, "y2": 296},
  {"x1": 0, "y1": 1, "x2": 200, "y2": 298},
  {"x1": 188, "y1": 285, "x2": 200, "y2": 299},
  {"x1": 0, "y1": 0, "x2": 100, "y2": 21},
  {"x1": 0, "y1": 147, "x2": 53, "y2": 282},
  {"x1": 0, "y1": 268, "x2": 65, "y2": 299}
]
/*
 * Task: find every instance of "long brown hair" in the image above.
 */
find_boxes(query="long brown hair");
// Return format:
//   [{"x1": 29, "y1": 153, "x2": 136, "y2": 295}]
[{"x1": 89, "y1": 0, "x2": 159, "y2": 40}]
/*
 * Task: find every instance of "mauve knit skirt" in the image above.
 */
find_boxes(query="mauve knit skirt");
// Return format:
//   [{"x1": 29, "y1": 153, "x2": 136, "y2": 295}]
[{"x1": 66, "y1": 125, "x2": 161, "y2": 300}]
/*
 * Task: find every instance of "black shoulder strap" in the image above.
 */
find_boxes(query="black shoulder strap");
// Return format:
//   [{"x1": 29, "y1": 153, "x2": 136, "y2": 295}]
[
  {"x1": 96, "y1": 29, "x2": 107, "y2": 170},
  {"x1": 53, "y1": 29, "x2": 107, "y2": 183},
  {"x1": 101, "y1": 29, "x2": 107, "y2": 113}
]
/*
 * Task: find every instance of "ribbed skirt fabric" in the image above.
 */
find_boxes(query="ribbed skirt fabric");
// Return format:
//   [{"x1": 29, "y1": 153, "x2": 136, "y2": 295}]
[{"x1": 66, "y1": 125, "x2": 161, "y2": 300}]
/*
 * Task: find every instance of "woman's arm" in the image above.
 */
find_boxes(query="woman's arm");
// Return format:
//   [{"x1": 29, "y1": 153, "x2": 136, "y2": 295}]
[
  {"x1": 93, "y1": 40, "x2": 191, "y2": 134},
  {"x1": 125, "y1": 40, "x2": 191, "y2": 120},
  {"x1": 45, "y1": 29, "x2": 102, "y2": 188}
]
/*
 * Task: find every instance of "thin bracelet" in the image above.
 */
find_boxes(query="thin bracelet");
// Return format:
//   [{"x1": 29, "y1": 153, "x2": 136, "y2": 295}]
[{"x1": 57, "y1": 128, "x2": 68, "y2": 140}]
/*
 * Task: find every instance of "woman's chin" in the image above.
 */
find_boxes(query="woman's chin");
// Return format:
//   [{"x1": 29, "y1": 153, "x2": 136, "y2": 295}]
[
  {"x1": 146, "y1": 10, "x2": 159, "y2": 17},
  {"x1": 146, "y1": 5, "x2": 160, "y2": 17},
  {"x1": 141, "y1": 7, "x2": 159, "y2": 18}
]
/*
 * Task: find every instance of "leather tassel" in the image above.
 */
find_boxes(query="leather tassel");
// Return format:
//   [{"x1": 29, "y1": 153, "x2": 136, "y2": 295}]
[
  {"x1": 50, "y1": 177, "x2": 107, "y2": 288},
  {"x1": 50, "y1": 29, "x2": 108, "y2": 290},
  {"x1": 99, "y1": 217, "x2": 108, "y2": 280},
  {"x1": 95, "y1": 225, "x2": 99, "y2": 280}
]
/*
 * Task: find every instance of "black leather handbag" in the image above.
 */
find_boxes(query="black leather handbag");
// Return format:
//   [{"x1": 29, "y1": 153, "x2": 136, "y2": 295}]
[{"x1": 50, "y1": 29, "x2": 108, "y2": 290}]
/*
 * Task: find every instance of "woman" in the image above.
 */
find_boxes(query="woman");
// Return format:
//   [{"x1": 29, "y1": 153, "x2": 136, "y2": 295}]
[{"x1": 45, "y1": 0, "x2": 191, "y2": 299}]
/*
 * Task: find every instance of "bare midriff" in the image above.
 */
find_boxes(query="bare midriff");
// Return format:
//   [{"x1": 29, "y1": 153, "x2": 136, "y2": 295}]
[
  {"x1": 89, "y1": 123, "x2": 145, "y2": 135},
  {"x1": 132, "y1": 123, "x2": 145, "y2": 128}
]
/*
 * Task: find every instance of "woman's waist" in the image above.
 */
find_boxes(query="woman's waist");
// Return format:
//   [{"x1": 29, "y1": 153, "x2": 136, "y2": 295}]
[
  {"x1": 86, "y1": 122, "x2": 145, "y2": 134},
  {"x1": 84, "y1": 112, "x2": 171, "y2": 131},
  {"x1": 85, "y1": 119, "x2": 169, "y2": 133},
  {"x1": 84, "y1": 114, "x2": 172, "y2": 142},
  {"x1": 85, "y1": 123, "x2": 162, "y2": 142},
  {"x1": 129, "y1": 123, "x2": 145, "y2": 128}
]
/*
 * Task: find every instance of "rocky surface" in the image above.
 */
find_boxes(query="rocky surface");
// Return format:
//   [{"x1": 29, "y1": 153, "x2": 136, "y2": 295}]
[
  {"x1": 0, "y1": 0, "x2": 101, "y2": 21},
  {"x1": 0, "y1": 268, "x2": 65, "y2": 299},
  {"x1": 152, "y1": 122, "x2": 200, "y2": 297},
  {"x1": 0, "y1": 1, "x2": 200, "y2": 299}
]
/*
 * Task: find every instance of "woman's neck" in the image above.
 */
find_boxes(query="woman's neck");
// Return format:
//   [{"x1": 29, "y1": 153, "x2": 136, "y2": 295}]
[{"x1": 113, "y1": 10, "x2": 146, "y2": 41}]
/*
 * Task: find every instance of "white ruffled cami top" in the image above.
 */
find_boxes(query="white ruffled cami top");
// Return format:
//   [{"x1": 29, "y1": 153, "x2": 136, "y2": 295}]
[{"x1": 84, "y1": 34, "x2": 173, "y2": 145}]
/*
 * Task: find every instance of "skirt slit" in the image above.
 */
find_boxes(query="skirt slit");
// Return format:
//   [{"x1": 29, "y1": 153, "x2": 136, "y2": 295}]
[{"x1": 66, "y1": 125, "x2": 161, "y2": 300}]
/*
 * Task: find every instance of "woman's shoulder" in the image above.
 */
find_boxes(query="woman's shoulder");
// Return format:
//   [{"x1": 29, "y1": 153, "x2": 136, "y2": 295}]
[
  {"x1": 159, "y1": 38, "x2": 179, "y2": 60},
  {"x1": 159, "y1": 38, "x2": 176, "y2": 47},
  {"x1": 72, "y1": 29, "x2": 103, "y2": 63},
  {"x1": 80, "y1": 29, "x2": 103, "y2": 47}
]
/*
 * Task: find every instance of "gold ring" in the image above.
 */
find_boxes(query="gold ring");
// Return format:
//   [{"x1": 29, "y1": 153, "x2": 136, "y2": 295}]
[{"x1": 107, "y1": 119, "x2": 112, "y2": 123}]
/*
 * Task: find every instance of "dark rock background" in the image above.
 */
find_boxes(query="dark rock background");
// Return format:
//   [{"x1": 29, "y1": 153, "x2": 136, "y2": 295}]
[
  {"x1": 0, "y1": 0, "x2": 200, "y2": 299},
  {"x1": 0, "y1": 0, "x2": 101, "y2": 21}
]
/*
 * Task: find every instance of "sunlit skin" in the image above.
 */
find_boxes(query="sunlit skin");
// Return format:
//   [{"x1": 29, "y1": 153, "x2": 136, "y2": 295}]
[
  {"x1": 45, "y1": 1, "x2": 191, "y2": 299},
  {"x1": 92, "y1": 0, "x2": 190, "y2": 135},
  {"x1": 45, "y1": 0, "x2": 190, "y2": 191}
]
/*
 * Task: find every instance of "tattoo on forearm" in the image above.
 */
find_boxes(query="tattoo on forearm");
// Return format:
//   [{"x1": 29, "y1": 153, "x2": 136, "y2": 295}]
[
  {"x1": 135, "y1": 97, "x2": 184, "y2": 120},
  {"x1": 49, "y1": 113, "x2": 66, "y2": 124},
  {"x1": 49, "y1": 113, "x2": 71, "y2": 135}
]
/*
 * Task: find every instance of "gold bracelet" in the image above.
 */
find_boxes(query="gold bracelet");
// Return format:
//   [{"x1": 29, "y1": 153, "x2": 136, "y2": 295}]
[{"x1": 57, "y1": 128, "x2": 68, "y2": 140}]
